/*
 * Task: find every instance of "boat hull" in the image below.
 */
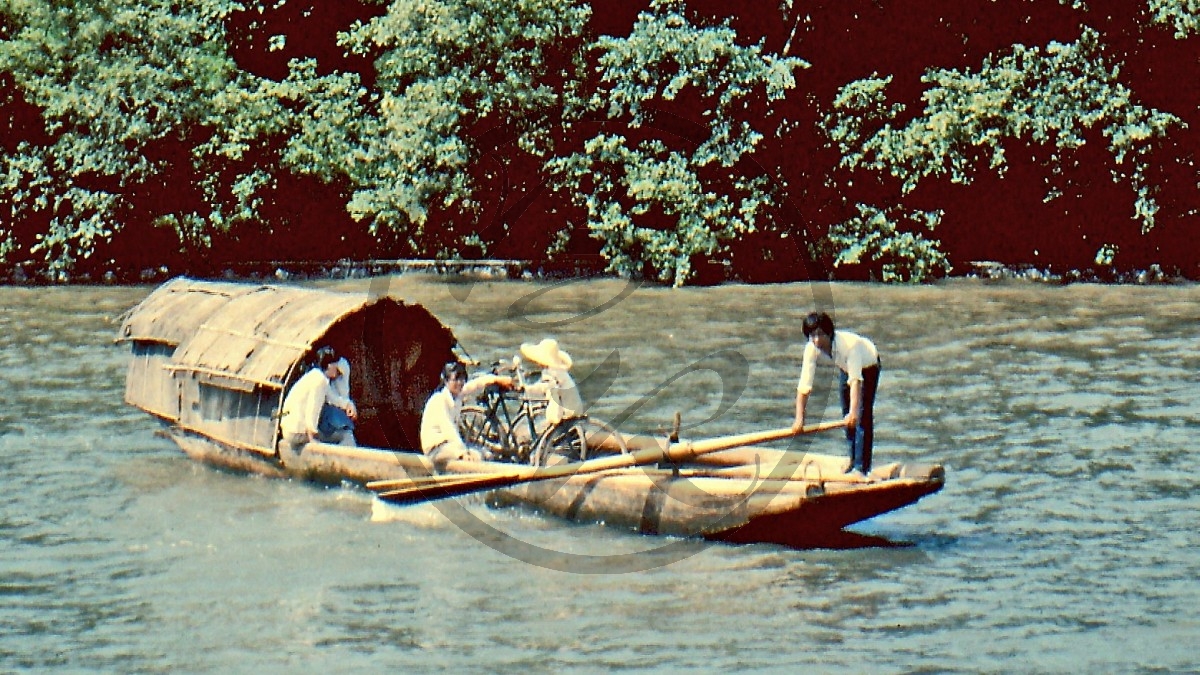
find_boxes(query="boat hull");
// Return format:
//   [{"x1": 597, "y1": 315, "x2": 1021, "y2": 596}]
[
  {"x1": 490, "y1": 463, "x2": 942, "y2": 547},
  {"x1": 161, "y1": 425, "x2": 943, "y2": 548}
]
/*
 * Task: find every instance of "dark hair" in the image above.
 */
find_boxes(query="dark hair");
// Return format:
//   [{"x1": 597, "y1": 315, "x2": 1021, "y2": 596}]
[
  {"x1": 441, "y1": 361, "x2": 467, "y2": 383},
  {"x1": 315, "y1": 346, "x2": 340, "y2": 370},
  {"x1": 802, "y1": 312, "x2": 835, "y2": 339}
]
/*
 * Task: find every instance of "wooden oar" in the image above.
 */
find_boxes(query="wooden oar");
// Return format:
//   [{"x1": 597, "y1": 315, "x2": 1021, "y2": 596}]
[
  {"x1": 369, "y1": 420, "x2": 845, "y2": 505},
  {"x1": 364, "y1": 424, "x2": 833, "y2": 494}
]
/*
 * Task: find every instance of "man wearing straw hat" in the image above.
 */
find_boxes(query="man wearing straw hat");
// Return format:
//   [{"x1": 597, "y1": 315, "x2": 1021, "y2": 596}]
[{"x1": 519, "y1": 338, "x2": 583, "y2": 426}]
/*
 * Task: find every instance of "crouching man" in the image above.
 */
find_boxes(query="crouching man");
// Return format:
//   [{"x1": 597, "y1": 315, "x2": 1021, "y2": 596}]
[
  {"x1": 420, "y1": 361, "x2": 514, "y2": 464},
  {"x1": 280, "y1": 347, "x2": 357, "y2": 448}
]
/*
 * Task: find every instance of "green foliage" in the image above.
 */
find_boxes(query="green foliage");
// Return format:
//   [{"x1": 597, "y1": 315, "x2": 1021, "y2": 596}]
[
  {"x1": 547, "y1": 0, "x2": 808, "y2": 286},
  {"x1": 826, "y1": 204, "x2": 951, "y2": 283},
  {"x1": 547, "y1": 135, "x2": 776, "y2": 286},
  {"x1": 279, "y1": 59, "x2": 369, "y2": 184},
  {"x1": 0, "y1": 0, "x2": 289, "y2": 271},
  {"x1": 824, "y1": 27, "x2": 1183, "y2": 235},
  {"x1": 1094, "y1": 242, "x2": 1118, "y2": 266},
  {"x1": 1063, "y1": 1, "x2": 1200, "y2": 37},
  {"x1": 1147, "y1": 0, "x2": 1200, "y2": 38},
  {"x1": 331, "y1": 0, "x2": 590, "y2": 241},
  {"x1": 1, "y1": 0, "x2": 1193, "y2": 283}
]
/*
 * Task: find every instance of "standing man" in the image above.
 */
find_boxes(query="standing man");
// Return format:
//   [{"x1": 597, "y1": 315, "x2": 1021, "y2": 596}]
[
  {"x1": 792, "y1": 312, "x2": 881, "y2": 476},
  {"x1": 420, "y1": 361, "x2": 514, "y2": 464}
]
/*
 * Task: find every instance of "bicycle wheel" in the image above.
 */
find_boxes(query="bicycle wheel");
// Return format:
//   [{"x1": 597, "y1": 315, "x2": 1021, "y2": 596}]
[
  {"x1": 507, "y1": 410, "x2": 544, "y2": 464},
  {"x1": 459, "y1": 406, "x2": 506, "y2": 459},
  {"x1": 530, "y1": 416, "x2": 629, "y2": 467},
  {"x1": 577, "y1": 416, "x2": 628, "y2": 459},
  {"x1": 531, "y1": 420, "x2": 587, "y2": 467}
]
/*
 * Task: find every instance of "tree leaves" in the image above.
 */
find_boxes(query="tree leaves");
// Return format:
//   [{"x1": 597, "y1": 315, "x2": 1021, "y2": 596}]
[
  {"x1": 1, "y1": 0, "x2": 287, "y2": 271},
  {"x1": 822, "y1": 26, "x2": 1185, "y2": 276},
  {"x1": 1, "y1": 0, "x2": 1194, "y2": 282},
  {"x1": 826, "y1": 204, "x2": 950, "y2": 283},
  {"x1": 548, "y1": 0, "x2": 807, "y2": 286},
  {"x1": 328, "y1": 0, "x2": 590, "y2": 239},
  {"x1": 826, "y1": 28, "x2": 1181, "y2": 230}
]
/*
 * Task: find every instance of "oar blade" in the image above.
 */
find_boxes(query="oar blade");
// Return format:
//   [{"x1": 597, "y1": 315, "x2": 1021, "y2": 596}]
[
  {"x1": 375, "y1": 472, "x2": 525, "y2": 505},
  {"x1": 366, "y1": 476, "x2": 433, "y2": 491}
]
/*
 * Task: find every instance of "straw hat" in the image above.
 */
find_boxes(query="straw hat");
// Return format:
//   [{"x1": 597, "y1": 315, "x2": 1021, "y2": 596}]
[{"x1": 520, "y1": 338, "x2": 573, "y2": 370}]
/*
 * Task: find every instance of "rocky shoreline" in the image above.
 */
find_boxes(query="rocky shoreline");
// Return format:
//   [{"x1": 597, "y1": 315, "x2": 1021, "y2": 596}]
[
  {"x1": 0, "y1": 258, "x2": 1191, "y2": 286},
  {"x1": 960, "y1": 261, "x2": 1185, "y2": 285},
  {"x1": 1, "y1": 258, "x2": 607, "y2": 286}
]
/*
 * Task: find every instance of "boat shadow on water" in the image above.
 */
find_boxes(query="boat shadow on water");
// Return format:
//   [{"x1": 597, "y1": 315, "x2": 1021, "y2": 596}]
[{"x1": 796, "y1": 530, "x2": 913, "y2": 550}]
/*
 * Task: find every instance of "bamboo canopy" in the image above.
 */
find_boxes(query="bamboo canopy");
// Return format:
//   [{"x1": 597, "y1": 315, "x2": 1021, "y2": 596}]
[{"x1": 116, "y1": 277, "x2": 459, "y2": 454}]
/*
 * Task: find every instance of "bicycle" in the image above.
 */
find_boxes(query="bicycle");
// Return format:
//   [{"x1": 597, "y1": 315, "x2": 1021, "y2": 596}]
[
  {"x1": 458, "y1": 360, "x2": 544, "y2": 464},
  {"x1": 458, "y1": 358, "x2": 628, "y2": 466}
]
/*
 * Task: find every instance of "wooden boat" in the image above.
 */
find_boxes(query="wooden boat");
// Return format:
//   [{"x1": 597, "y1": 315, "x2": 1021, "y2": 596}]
[{"x1": 118, "y1": 277, "x2": 944, "y2": 549}]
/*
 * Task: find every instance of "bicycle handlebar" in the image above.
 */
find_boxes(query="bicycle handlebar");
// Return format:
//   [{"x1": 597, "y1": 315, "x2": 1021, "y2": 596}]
[{"x1": 486, "y1": 356, "x2": 532, "y2": 389}]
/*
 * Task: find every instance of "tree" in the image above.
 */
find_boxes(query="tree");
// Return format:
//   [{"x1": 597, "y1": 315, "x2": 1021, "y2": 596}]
[
  {"x1": 0, "y1": 0, "x2": 292, "y2": 276},
  {"x1": 2, "y1": 0, "x2": 1197, "y2": 283},
  {"x1": 822, "y1": 26, "x2": 1183, "y2": 279},
  {"x1": 545, "y1": 0, "x2": 808, "y2": 286},
  {"x1": 315, "y1": 0, "x2": 592, "y2": 257}
]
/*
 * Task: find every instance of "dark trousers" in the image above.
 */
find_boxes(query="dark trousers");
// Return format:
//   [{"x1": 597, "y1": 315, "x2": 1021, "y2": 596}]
[
  {"x1": 840, "y1": 361, "x2": 881, "y2": 473},
  {"x1": 318, "y1": 403, "x2": 354, "y2": 443}
]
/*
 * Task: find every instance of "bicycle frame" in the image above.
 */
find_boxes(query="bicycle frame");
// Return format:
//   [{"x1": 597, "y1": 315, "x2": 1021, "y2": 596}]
[
  {"x1": 460, "y1": 362, "x2": 548, "y2": 463},
  {"x1": 459, "y1": 358, "x2": 627, "y2": 466}
]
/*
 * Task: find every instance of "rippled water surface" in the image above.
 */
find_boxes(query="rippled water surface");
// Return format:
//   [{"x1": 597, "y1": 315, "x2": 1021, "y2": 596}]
[{"x1": 2, "y1": 277, "x2": 1197, "y2": 673}]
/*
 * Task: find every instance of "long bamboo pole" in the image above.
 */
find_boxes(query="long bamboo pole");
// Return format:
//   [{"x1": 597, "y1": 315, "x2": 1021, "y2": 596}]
[{"x1": 367, "y1": 421, "x2": 845, "y2": 505}]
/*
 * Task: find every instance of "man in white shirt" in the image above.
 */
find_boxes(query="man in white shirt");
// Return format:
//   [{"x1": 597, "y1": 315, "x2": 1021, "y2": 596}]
[
  {"x1": 420, "y1": 361, "x2": 514, "y2": 464},
  {"x1": 280, "y1": 348, "x2": 357, "y2": 447},
  {"x1": 792, "y1": 312, "x2": 881, "y2": 475}
]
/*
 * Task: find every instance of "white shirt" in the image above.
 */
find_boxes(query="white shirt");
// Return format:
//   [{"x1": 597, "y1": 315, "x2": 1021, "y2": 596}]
[
  {"x1": 418, "y1": 375, "x2": 502, "y2": 454},
  {"x1": 280, "y1": 367, "x2": 332, "y2": 438},
  {"x1": 796, "y1": 330, "x2": 879, "y2": 395},
  {"x1": 326, "y1": 357, "x2": 352, "y2": 409},
  {"x1": 524, "y1": 367, "x2": 583, "y2": 425}
]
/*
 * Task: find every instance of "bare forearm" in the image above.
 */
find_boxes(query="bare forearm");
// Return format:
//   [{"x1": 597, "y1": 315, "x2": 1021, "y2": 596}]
[{"x1": 793, "y1": 391, "x2": 809, "y2": 430}]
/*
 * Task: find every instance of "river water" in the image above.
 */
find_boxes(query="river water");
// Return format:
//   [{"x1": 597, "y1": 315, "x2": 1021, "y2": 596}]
[{"x1": 1, "y1": 276, "x2": 1197, "y2": 673}]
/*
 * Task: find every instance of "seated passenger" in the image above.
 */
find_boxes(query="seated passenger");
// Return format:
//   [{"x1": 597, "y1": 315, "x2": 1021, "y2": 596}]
[
  {"x1": 280, "y1": 347, "x2": 357, "y2": 447},
  {"x1": 519, "y1": 338, "x2": 583, "y2": 426},
  {"x1": 420, "y1": 361, "x2": 514, "y2": 464},
  {"x1": 320, "y1": 354, "x2": 357, "y2": 443}
]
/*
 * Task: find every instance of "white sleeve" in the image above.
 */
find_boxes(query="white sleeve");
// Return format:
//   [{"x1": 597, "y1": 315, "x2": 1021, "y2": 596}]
[
  {"x1": 843, "y1": 334, "x2": 876, "y2": 383},
  {"x1": 523, "y1": 372, "x2": 552, "y2": 400},
  {"x1": 845, "y1": 347, "x2": 866, "y2": 383},
  {"x1": 796, "y1": 342, "x2": 818, "y2": 395},
  {"x1": 302, "y1": 376, "x2": 327, "y2": 435},
  {"x1": 461, "y1": 374, "x2": 503, "y2": 400}
]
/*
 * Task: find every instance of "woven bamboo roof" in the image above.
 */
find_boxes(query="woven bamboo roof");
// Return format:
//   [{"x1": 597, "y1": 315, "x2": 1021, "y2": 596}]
[
  {"x1": 117, "y1": 276, "x2": 452, "y2": 391},
  {"x1": 116, "y1": 277, "x2": 248, "y2": 346}
]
